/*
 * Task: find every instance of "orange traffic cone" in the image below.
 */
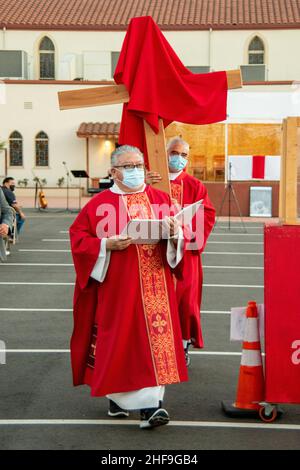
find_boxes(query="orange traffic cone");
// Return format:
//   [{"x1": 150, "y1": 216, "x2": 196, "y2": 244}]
[{"x1": 222, "y1": 301, "x2": 265, "y2": 417}]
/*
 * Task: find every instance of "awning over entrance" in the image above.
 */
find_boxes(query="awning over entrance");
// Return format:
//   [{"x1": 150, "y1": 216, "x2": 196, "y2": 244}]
[{"x1": 77, "y1": 122, "x2": 120, "y2": 138}]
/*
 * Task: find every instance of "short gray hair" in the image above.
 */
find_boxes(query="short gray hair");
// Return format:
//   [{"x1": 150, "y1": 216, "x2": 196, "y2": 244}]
[
  {"x1": 167, "y1": 137, "x2": 189, "y2": 153},
  {"x1": 111, "y1": 145, "x2": 144, "y2": 167}
]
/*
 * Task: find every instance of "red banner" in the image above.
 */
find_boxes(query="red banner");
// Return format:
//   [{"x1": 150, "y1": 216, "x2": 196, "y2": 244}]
[
  {"x1": 264, "y1": 225, "x2": 300, "y2": 404},
  {"x1": 252, "y1": 155, "x2": 265, "y2": 179}
]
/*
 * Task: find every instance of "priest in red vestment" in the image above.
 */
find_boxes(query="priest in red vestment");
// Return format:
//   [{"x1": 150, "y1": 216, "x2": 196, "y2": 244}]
[
  {"x1": 69, "y1": 145, "x2": 188, "y2": 429},
  {"x1": 147, "y1": 137, "x2": 216, "y2": 365}
]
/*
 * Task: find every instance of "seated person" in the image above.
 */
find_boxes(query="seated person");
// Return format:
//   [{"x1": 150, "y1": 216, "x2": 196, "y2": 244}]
[
  {"x1": 2, "y1": 177, "x2": 26, "y2": 234},
  {"x1": 0, "y1": 187, "x2": 13, "y2": 260}
]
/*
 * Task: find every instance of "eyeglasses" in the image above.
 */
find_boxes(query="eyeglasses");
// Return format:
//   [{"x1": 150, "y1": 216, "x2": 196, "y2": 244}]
[
  {"x1": 169, "y1": 151, "x2": 188, "y2": 159},
  {"x1": 113, "y1": 164, "x2": 145, "y2": 170}
]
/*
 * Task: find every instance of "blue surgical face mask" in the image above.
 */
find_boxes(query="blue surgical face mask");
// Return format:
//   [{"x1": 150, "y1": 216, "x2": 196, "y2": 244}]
[
  {"x1": 169, "y1": 154, "x2": 187, "y2": 171},
  {"x1": 122, "y1": 167, "x2": 145, "y2": 188}
]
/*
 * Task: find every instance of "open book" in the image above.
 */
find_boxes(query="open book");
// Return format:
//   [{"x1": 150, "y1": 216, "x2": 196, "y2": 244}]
[{"x1": 120, "y1": 199, "x2": 203, "y2": 244}]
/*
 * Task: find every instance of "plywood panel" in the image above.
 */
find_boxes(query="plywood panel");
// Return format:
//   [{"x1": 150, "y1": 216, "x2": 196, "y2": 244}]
[
  {"x1": 165, "y1": 122, "x2": 225, "y2": 180},
  {"x1": 228, "y1": 124, "x2": 282, "y2": 155},
  {"x1": 165, "y1": 122, "x2": 281, "y2": 181},
  {"x1": 297, "y1": 126, "x2": 300, "y2": 219}
]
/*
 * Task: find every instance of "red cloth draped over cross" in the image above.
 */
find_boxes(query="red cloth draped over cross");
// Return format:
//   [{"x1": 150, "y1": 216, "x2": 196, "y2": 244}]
[
  {"x1": 58, "y1": 16, "x2": 242, "y2": 194},
  {"x1": 114, "y1": 16, "x2": 228, "y2": 159}
]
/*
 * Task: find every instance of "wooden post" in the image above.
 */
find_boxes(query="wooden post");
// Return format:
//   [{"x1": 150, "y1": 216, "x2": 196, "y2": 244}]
[
  {"x1": 144, "y1": 119, "x2": 171, "y2": 195},
  {"x1": 279, "y1": 119, "x2": 286, "y2": 221},
  {"x1": 280, "y1": 117, "x2": 300, "y2": 225}
]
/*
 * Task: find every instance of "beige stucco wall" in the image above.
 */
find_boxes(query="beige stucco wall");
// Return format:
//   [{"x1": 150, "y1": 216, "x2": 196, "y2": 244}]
[
  {"x1": 0, "y1": 83, "x2": 123, "y2": 186},
  {"x1": 1, "y1": 82, "x2": 300, "y2": 187},
  {"x1": 1, "y1": 28, "x2": 300, "y2": 81}
]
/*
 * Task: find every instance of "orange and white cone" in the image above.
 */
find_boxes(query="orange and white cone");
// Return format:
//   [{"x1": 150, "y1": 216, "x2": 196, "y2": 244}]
[{"x1": 222, "y1": 301, "x2": 265, "y2": 417}]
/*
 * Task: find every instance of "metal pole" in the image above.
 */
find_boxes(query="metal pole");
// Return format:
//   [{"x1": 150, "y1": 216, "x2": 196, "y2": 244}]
[
  {"x1": 86, "y1": 137, "x2": 89, "y2": 194},
  {"x1": 79, "y1": 176, "x2": 81, "y2": 211},
  {"x1": 62, "y1": 162, "x2": 70, "y2": 211},
  {"x1": 224, "y1": 121, "x2": 228, "y2": 184},
  {"x1": 228, "y1": 162, "x2": 231, "y2": 230}
]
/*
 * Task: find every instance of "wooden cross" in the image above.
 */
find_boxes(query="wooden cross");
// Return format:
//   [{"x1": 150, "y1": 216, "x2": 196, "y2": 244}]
[{"x1": 58, "y1": 69, "x2": 242, "y2": 194}]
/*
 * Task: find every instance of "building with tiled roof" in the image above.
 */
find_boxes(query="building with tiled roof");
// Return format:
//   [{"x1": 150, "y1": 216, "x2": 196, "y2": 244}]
[
  {"x1": 0, "y1": 0, "x2": 299, "y2": 83},
  {"x1": 0, "y1": 0, "x2": 299, "y2": 30},
  {"x1": 0, "y1": 0, "x2": 299, "y2": 198}
]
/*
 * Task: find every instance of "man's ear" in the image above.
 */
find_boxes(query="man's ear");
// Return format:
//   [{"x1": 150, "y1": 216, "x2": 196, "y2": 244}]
[{"x1": 110, "y1": 168, "x2": 117, "y2": 180}]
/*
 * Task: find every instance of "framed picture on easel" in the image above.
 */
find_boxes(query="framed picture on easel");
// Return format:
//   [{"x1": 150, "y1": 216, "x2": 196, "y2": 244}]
[{"x1": 250, "y1": 186, "x2": 272, "y2": 217}]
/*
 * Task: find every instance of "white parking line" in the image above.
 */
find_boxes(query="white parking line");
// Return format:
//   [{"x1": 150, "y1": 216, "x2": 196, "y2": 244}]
[
  {"x1": 24, "y1": 215, "x2": 75, "y2": 219},
  {"x1": 213, "y1": 228, "x2": 263, "y2": 232},
  {"x1": 203, "y1": 252, "x2": 263, "y2": 255},
  {"x1": 0, "y1": 282, "x2": 74, "y2": 285},
  {"x1": 5, "y1": 263, "x2": 73, "y2": 266},
  {"x1": 3, "y1": 263, "x2": 261, "y2": 269},
  {"x1": 42, "y1": 239, "x2": 264, "y2": 245},
  {"x1": 5, "y1": 350, "x2": 71, "y2": 353},
  {"x1": 3, "y1": 350, "x2": 256, "y2": 356},
  {"x1": 203, "y1": 266, "x2": 263, "y2": 270},
  {"x1": 203, "y1": 284, "x2": 263, "y2": 288},
  {"x1": 0, "y1": 282, "x2": 263, "y2": 288},
  {"x1": 0, "y1": 309, "x2": 231, "y2": 314},
  {"x1": 214, "y1": 225, "x2": 264, "y2": 228},
  {"x1": 19, "y1": 249, "x2": 71, "y2": 252},
  {"x1": 207, "y1": 241, "x2": 262, "y2": 245},
  {"x1": 42, "y1": 239, "x2": 69, "y2": 242},
  {"x1": 0, "y1": 309, "x2": 229, "y2": 314},
  {"x1": 0, "y1": 419, "x2": 298, "y2": 431},
  {"x1": 202, "y1": 310, "x2": 230, "y2": 314},
  {"x1": 0, "y1": 308, "x2": 72, "y2": 312},
  {"x1": 211, "y1": 233, "x2": 263, "y2": 237}
]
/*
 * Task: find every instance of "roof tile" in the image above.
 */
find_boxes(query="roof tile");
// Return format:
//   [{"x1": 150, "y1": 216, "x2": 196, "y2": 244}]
[
  {"x1": 0, "y1": 0, "x2": 299, "y2": 30},
  {"x1": 77, "y1": 122, "x2": 120, "y2": 138}
]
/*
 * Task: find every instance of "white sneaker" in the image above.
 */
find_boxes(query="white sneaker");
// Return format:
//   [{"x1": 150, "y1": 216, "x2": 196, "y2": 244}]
[{"x1": 140, "y1": 408, "x2": 170, "y2": 429}]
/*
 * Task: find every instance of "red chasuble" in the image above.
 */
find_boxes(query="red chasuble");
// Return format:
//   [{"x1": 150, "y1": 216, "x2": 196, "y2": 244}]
[
  {"x1": 114, "y1": 16, "x2": 227, "y2": 161},
  {"x1": 69, "y1": 185, "x2": 188, "y2": 396},
  {"x1": 170, "y1": 172, "x2": 216, "y2": 348}
]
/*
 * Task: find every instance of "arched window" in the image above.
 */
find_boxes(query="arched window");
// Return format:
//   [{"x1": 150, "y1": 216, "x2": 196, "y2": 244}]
[
  {"x1": 39, "y1": 36, "x2": 55, "y2": 79},
  {"x1": 35, "y1": 131, "x2": 49, "y2": 167},
  {"x1": 248, "y1": 36, "x2": 265, "y2": 65},
  {"x1": 9, "y1": 131, "x2": 23, "y2": 166}
]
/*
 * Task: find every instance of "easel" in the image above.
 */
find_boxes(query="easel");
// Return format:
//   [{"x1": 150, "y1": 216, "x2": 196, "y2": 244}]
[
  {"x1": 57, "y1": 71, "x2": 242, "y2": 194},
  {"x1": 215, "y1": 162, "x2": 247, "y2": 233}
]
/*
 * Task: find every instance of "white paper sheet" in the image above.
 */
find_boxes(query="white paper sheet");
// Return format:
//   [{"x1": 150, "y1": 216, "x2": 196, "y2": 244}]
[
  {"x1": 230, "y1": 304, "x2": 265, "y2": 342},
  {"x1": 120, "y1": 199, "x2": 203, "y2": 244}
]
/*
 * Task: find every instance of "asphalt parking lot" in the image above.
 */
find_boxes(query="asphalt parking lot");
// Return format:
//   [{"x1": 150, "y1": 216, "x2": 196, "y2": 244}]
[{"x1": 0, "y1": 210, "x2": 299, "y2": 450}]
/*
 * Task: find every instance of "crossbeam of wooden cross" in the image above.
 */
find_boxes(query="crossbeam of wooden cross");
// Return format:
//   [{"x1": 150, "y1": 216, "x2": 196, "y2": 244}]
[{"x1": 58, "y1": 69, "x2": 242, "y2": 194}]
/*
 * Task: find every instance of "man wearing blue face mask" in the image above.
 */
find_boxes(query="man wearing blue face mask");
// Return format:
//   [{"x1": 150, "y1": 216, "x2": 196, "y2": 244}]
[
  {"x1": 147, "y1": 137, "x2": 216, "y2": 366},
  {"x1": 69, "y1": 145, "x2": 188, "y2": 430}
]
